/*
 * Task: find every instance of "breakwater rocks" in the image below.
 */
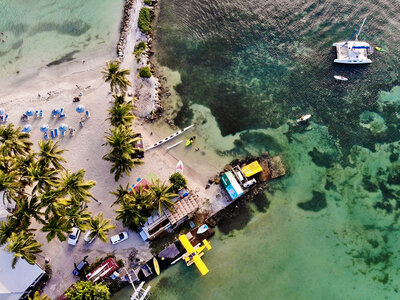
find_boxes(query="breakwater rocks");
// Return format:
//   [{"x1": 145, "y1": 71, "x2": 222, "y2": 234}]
[{"x1": 117, "y1": 0, "x2": 135, "y2": 59}]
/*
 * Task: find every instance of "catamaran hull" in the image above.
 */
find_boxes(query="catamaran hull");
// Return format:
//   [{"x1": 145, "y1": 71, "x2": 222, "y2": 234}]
[{"x1": 334, "y1": 59, "x2": 372, "y2": 64}]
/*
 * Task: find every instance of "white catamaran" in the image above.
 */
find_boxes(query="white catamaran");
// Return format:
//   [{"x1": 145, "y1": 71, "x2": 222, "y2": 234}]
[{"x1": 332, "y1": 18, "x2": 372, "y2": 64}]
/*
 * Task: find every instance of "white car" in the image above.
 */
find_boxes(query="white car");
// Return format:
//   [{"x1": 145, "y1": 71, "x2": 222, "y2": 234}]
[
  {"x1": 68, "y1": 227, "x2": 81, "y2": 246},
  {"x1": 83, "y1": 230, "x2": 96, "y2": 244},
  {"x1": 110, "y1": 231, "x2": 128, "y2": 245}
]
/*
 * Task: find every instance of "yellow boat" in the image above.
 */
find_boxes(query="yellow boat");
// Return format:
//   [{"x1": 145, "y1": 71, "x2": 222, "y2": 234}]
[{"x1": 153, "y1": 257, "x2": 160, "y2": 275}]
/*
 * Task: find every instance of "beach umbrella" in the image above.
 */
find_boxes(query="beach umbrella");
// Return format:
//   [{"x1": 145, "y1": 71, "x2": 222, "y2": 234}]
[
  {"x1": 0, "y1": 108, "x2": 4, "y2": 115},
  {"x1": 40, "y1": 124, "x2": 49, "y2": 133},
  {"x1": 52, "y1": 108, "x2": 61, "y2": 116},
  {"x1": 26, "y1": 108, "x2": 35, "y2": 116},
  {"x1": 22, "y1": 124, "x2": 32, "y2": 133},
  {"x1": 76, "y1": 105, "x2": 85, "y2": 113},
  {"x1": 59, "y1": 123, "x2": 68, "y2": 132}
]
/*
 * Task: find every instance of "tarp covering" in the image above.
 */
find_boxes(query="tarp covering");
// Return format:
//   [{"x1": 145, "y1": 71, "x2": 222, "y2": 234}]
[
  {"x1": 241, "y1": 161, "x2": 263, "y2": 177},
  {"x1": 220, "y1": 171, "x2": 244, "y2": 200}
]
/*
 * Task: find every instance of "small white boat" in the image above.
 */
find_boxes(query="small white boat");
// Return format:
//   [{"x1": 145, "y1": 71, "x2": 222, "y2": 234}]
[
  {"x1": 176, "y1": 160, "x2": 184, "y2": 174},
  {"x1": 334, "y1": 75, "x2": 348, "y2": 81},
  {"x1": 296, "y1": 114, "x2": 312, "y2": 123},
  {"x1": 197, "y1": 224, "x2": 209, "y2": 234},
  {"x1": 332, "y1": 18, "x2": 372, "y2": 64}
]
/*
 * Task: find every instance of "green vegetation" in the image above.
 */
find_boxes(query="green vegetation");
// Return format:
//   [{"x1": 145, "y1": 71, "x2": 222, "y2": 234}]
[
  {"x1": 86, "y1": 212, "x2": 116, "y2": 242},
  {"x1": 107, "y1": 95, "x2": 136, "y2": 127},
  {"x1": 65, "y1": 281, "x2": 110, "y2": 300},
  {"x1": 144, "y1": 0, "x2": 152, "y2": 5},
  {"x1": 28, "y1": 291, "x2": 51, "y2": 300},
  {"x1": 169, "y1": 172, "x2": 187, "y2": 193},
  {"x1": 139, "y1": 66, "x2": 152, "y2": 78},
  {"x1": 113, "y1": 180, "x2": 177, "y2": 231},
  {"x1": 102, "y1": 60, "x2": 131, "y2": 94},
  {"x1": 138, "y1": 7, "x2": 151, "y2": 34},
  {"x1": 103, "y1": 125, "x2": 143, "y2": 181},
  {"x1": 134, "y1": 41, "x2": 147, "y2": 57},
  {"x1": 0, "y1": 124, "x2": 114, "y2": 268}
]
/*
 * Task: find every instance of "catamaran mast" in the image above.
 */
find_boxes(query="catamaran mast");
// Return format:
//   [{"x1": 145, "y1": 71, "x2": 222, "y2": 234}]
[{"x1": 355, "y1": 17, "x2": 367, "y2": 41}]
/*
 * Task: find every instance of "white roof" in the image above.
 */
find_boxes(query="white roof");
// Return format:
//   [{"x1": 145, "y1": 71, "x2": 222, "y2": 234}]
[{"x1": 0, "y1": 247, "x2": 44, "y2": 299}]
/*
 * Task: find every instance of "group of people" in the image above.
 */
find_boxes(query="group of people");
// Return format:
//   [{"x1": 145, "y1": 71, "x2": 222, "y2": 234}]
[{"x1": 1, "y1": 32, "x2": 8, "y2": 43}]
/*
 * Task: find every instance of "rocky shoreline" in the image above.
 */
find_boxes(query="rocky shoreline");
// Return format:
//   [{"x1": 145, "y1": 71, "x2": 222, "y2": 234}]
[{"x1": 117, "y1": 0, "x2": 135, "y2": 60}]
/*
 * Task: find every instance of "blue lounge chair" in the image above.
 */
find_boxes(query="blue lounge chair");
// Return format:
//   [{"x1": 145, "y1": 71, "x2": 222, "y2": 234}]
[
  {"x1": 39, "y1": 110, "x2": 43, "y2": 118},
  {"x1": 50, "y1": 130, "x2": 55, "y2": 139},
  {"x1": 61, "y1": 131, "x2": 65, "y2": 136},
  {"x1": 44, "y1": 133, "x2": 49, "y2": 140},
  {"x1": 54, "y1": 129, "x2": 58, "y2": 137},
  {"x1": 59, "y1": 113, "x2": 66, "y2": 119},
  {"x1": 85, "y1": 110, "x2": 90, "y2": 118},
  {"x1": 35, "y1": 110, "x2": 39, "y2": 118},
  {"x1": 60, "y1": 108, "x2": 64, "y2": 115}
]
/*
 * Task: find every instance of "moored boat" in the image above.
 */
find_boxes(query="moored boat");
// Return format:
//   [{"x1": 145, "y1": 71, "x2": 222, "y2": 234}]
[
  {"x1": 296, "y1": 114, "x2": 312, "y2": 123},
  {"x1": 333, "y1": 18, "x2": 372, "y2": 64},
  {"x1": 334, "y1": 75, "x2": 348, "y2": 81},
  {"x1": 176, "y1": 160, "x2": 184, "y2": 174}
]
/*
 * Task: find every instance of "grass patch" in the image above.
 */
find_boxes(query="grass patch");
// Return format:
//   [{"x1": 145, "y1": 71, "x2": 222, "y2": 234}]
[
  {"x1": 144, "y1": 0, "x2": 152, "y2": 5},
  {"x1": 134, "y1": 41, "x2": 147, "y2": 57},
  {"x1": 139, "y1": 66, "x2": 152, "y2": 78},
  {"x1": 138, "y1": 7, "x2": 151, "y2": 34}
]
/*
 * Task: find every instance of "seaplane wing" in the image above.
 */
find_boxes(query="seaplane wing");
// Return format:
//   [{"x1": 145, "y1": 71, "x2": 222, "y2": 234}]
[
  {"x1": 179, "y1": 235, "x2": 195, "y2": 253},
  {"x1": 179, "y1": 235, "x2": 210, "y2": 276}
]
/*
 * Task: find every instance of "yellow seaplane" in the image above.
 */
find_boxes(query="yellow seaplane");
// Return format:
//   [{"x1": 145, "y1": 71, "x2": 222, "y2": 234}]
[{"x1": 179, "y1": 235, "x2": 212, "y2": 276}]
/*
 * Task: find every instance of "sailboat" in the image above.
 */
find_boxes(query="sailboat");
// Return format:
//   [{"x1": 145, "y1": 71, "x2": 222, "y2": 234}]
[{"x1": 332, "y1": 18, "x2": 372, "y2": 64}]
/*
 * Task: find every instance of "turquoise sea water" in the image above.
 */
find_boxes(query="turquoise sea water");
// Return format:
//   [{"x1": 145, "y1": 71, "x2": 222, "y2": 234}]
[
  {"x1": 0, "y1": 0, "x2": 123, "y2": 78},
  {"x1": 115, "y1": 0, "x2": 400, "y2": 299}
]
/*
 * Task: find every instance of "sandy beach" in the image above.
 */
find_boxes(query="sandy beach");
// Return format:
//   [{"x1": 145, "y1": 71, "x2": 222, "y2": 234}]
[{"x1": 0, "y1": 0, "x2": 228, "y2": 297}]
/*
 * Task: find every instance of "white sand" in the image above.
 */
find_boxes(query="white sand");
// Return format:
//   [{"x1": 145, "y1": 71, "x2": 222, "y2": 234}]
[{"x1": 0, "y1": 1, "x2": 228, "y2": 298}]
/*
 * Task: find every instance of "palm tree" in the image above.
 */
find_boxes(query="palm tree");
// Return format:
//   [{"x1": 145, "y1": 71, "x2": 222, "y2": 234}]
[
  {"x1": 41, "y1": 216, "x2": 71, "y2": 242},
  {"x1": 29, "y1": 291, "x2": 51, "y2": 300},
  {"x1": 15, "y1": 152, "x2": 36, "y2": 178},
  {"x1": 0, "y1": 216, "x2": 19, "y2": 245},
  {"x1": 148, "y1": 179, "x2": 177, "y2": 214},
  {"x1": 57, "y1": 169, "x2": 96, "y2": 205},
  {"x1": 0, "y1": 169, "x2": 21, "y2": 203},
  {"x1": 13, "y1": 196, "x2": 44, "y2": 229},
  {"x1": 115, "y1": 197, "x2": 148, "y2": 230},
  {"x1": 63, "y1": 203, "x2": 91, "y2": 230},
  {"x1": 107, "y1": 99, "x2": 136, "y2": 127},
  {"x1": 0, "y1": 124, "x2": 32, "y2": 156},
  {"x1": 103, "y1": 126, "x2": 142, "y2": 181},
  {"x1": 86, "y1": 213, "x2": 116, "y2": 242},
  {"x1": 27, "y1": 161, "x2": 58, "y2": 194},
  {"x1": 5, "y1": 231, "x2": 42, "y2": 268},
  {"x1": 37, "y1": 140, "x2": 66, "y2": 170},
  {"x1": 110, "y1": 184, "x2": 131, "y2": 206},
  {"x1": 102, "y1": 60, "x2": 131, "y2": 94},
  {"x1": 39, "y1": 188, "x2": 65, "y2": 217}
]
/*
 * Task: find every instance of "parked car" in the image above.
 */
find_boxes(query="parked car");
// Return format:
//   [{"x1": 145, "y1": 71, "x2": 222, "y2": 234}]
[
  {"x1": 68, "y1": 227, "x2": 81, "y2": 246},
  {"x1": 110, "y1": 231, "x2": 129, "y2": 245},
  {"x1": 83, "y1": 230, "x2": 96, "y2": 244},
  {"x1": 73, "y1": 256, "x2": 88, "y2": 276}
]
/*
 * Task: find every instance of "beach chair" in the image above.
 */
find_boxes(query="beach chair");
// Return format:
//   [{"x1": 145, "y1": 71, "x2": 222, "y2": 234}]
[
  {"x1": 39, "y1": 110, "x2": 43, "y2": 118},
  {"x1": 44, "y1": 133, "x2": 49, "y2": 140},
  {"x1": 59, "y1": 113, "x2": 66, "y2": 119},
  {"x1": 50, "y1": 130, "x2": 55, "y2": 139},
  {"x1": 61, "y1": 131, "x2": 65, "y2": 136},
  {"x1": 3, "y1": 114, "x2": 7, "y2": 123},
  {"x1": 35, "y1": 110, "x2": 39, "y2": 118},
  {"x1": 60, "y1": 108, "x2": 64, "y2": 115},
  {"x1": 85, "y1": 110, "x2": 90, "y2": 118},
  {"x1": 54, "y1": 129, "x2": 58, "y2": 137}
]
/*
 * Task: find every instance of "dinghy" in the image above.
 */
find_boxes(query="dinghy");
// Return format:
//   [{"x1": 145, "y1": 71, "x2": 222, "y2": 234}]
[
  {"x1": 296, "y1": 114, "x2": 312, "y2": 123},
  {"x1": 176, "y1": 160, "x2": 184, "y2": 174},
  {"x1": 334, "y1": 75, "x2": 348, "y2": 81},
  {"x1": 197, "y1": 224, "x2": 209, "y2": 234}
]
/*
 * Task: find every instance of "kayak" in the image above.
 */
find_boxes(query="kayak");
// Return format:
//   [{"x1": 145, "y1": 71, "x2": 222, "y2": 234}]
[
  {"x1": 176, "y1": 160, "x2": 184, "y2": 174},
  {"x1": 153, "y1": 257, "x2": 160, "y2": 276},
  {"x1": 334, "y1": 75, "x2": 348, "y2": 81},
  {"x1": 185, "y1": 139, "x2": 192, "y2": 147},
  {"x1": 375, "y1": 47, "x2": 385, "y2": 52},
  {"x1": 197, "y1": 224, "x2": 209, "y2": 234},
  {"x1": 296, "y1": 114, "x2": 312, "y2": 123}
]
